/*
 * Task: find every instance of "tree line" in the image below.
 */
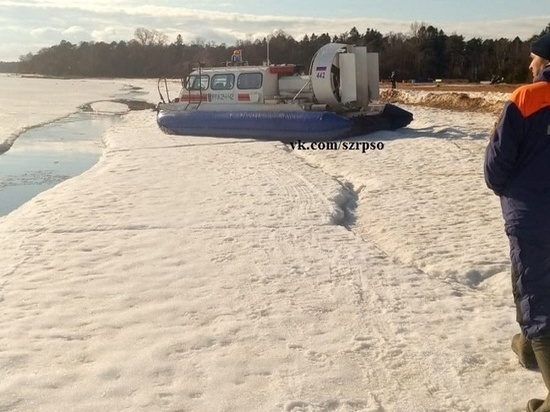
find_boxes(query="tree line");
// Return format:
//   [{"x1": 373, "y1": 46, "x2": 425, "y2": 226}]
[{"x1": 3, "y1": 23, "x2": 550, "y2": 83}]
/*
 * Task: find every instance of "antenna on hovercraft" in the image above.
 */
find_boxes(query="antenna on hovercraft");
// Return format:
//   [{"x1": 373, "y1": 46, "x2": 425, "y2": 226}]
[{"x1": 266, "y1": 36, "x2": 270, "y2": 66}]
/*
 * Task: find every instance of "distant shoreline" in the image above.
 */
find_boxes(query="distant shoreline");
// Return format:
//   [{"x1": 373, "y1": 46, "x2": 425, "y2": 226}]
[
  {"x1": 8, "y1": 73, "x2": 524, "y2": 94},
  {"x1": 381, "y1": 81, "x2": 520, "y2": 93}
]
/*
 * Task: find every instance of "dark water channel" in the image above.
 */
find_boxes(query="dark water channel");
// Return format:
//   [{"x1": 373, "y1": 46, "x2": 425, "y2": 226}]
[{"x1": 0, "y1": 112, "x2": 121, "y2": 217}]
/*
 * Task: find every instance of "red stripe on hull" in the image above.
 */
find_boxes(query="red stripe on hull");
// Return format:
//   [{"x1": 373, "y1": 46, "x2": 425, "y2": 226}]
[{"x1": 179, "y1": 95, "x2": 208, "y2": 102}]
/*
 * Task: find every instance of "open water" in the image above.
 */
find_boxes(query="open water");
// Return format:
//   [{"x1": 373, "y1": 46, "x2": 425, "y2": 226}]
[{"x1": 0, "y1": 112, "x2": 120, "y2": 216}]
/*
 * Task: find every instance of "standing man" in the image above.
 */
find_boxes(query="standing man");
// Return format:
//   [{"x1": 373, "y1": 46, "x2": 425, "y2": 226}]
[
  {"x1": 390, "y1": 71, "x2": 397, "y2": 89},
  {"x1": 484, "y1": 33, "x2": 550, "y2": 412}
]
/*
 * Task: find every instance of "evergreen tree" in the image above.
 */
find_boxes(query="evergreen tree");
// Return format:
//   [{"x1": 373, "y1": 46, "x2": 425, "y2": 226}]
[{"x1": 13, "y1": 24, "x2": 547, "y2": 83}]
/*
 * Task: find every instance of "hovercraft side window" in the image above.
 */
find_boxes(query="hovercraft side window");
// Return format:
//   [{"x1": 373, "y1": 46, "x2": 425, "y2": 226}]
[
  {"x1": 188, "y1": 75, "x2": 210, "y2": 90},
  {"x1": 237, "y1": 73, "x2": 262, "y2": 90},
  {"x1": 211, "y1": 74, "x2": 235, "y2": 90}
]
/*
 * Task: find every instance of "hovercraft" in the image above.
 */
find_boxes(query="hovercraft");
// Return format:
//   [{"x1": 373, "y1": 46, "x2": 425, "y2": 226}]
[{"x1": 156, "y1": 43, "x2": 412, "y2": 142}]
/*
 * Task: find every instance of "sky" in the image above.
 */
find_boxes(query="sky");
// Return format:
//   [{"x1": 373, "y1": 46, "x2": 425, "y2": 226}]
[{"x1": 0, "y1": 0, "x2": 549, "y2": 61}]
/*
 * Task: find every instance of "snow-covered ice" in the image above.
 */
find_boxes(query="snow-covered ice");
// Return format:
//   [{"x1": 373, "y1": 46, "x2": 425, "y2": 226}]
[
  {"x1": 0, "y1": 75, "x2": 542, "y2": 411},
  {"x1": 0, "y1": 75, "x2": 134, "y2": 154}
]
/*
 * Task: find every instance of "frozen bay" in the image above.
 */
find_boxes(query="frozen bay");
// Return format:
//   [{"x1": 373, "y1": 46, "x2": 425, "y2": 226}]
[{"x1": 0, "y1": 76, "x2": 537, "y2": 412}]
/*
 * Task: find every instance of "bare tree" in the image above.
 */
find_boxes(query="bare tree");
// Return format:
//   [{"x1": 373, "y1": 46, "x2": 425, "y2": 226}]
[{"x1": 134, "y1": 28, "x2": 168, "y2": 46}]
